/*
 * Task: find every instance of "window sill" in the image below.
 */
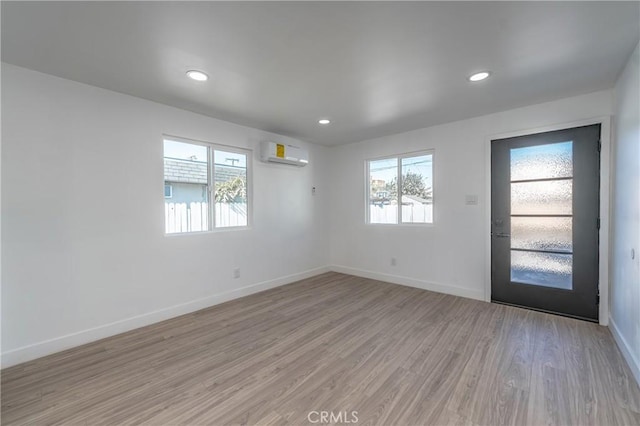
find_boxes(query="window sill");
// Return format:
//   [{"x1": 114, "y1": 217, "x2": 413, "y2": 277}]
[{"x1": 164, "y1": 226, "x2": 252, "y2": 237}]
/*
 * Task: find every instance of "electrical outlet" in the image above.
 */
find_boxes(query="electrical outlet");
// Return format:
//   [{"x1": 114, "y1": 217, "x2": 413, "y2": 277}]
[
  {"x1": 391, "y1": 257, "x2": 397, "y2": 266},
  {"x1": 233, "y1": 268, "x2": 240, "y2": 279}
]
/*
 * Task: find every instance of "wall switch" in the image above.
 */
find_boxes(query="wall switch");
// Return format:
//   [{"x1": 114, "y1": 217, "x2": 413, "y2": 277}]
[
  {"x1": 233, "y1": 268, "x2": 240, "y2": 279},
  {"x1": 465, "y1": 194, "x2": 478, "y2": 205},
  {"x1": 391, "y1": 257, "x2": 397, "y2": 266}
]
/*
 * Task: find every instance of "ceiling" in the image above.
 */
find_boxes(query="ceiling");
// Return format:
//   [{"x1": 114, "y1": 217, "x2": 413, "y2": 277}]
[{"x1": 2, "y1": 2, "x2": 639, "y2": 146}]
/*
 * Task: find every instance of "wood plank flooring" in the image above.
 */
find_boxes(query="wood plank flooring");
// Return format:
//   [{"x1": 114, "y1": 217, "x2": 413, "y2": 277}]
[{"x1": 2, "y1": 272, "x2": 640, "y2": 425}]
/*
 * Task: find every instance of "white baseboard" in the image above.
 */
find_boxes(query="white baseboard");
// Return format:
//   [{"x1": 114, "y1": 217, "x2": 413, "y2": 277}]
[
  {"x1": 609, "y1": 315, "x2": 640, "y2": 387},
  {"x1": 1, "y1": 266, "x2": 330, "y2": 369},
  {"x1": 329, "y1": 265, "x2": 485, "y2": 301}
]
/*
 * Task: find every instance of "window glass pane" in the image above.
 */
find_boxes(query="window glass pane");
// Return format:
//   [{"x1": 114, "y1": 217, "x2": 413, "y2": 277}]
[
  {"x1": 510, "y1": 141, "x2": 573, "y2": 181},
  {"x1": 511, "y1": 250, "x2": 572, "y2": 290},
  {"x1": 511, "y1": 217, "x2": 572, "y2": 253},
  {"x1": 369, "y1": 158, "x2": 398, "y2": 224},
  {"x1": 164, "y1": 140, "x2": 209, "y2": 233},
  {"x1": 511, "y1": 180, "x2": 572, "y2": 215},
  {"x1": 214, "y1": 150, "x2": 247, "y2": 227},
  {"x1": 401, "y1": 155, "x2": 433, "y2": 223}
]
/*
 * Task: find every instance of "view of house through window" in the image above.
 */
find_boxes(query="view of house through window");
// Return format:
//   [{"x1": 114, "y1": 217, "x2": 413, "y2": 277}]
[
  {"x1": 368, "y1": 152, "x2": 433, "y2": 224},
  {"x1": 164, "y1": 138, "x2": 249, "y2": 233}
]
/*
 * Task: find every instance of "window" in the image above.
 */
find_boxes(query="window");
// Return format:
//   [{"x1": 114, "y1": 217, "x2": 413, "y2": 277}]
[
  {"x1": 367, "y1": 151, "x2": 433, "y2": 224},
  {"x1": 163, "y1": 137, "x2": 250, "y2": 234}
]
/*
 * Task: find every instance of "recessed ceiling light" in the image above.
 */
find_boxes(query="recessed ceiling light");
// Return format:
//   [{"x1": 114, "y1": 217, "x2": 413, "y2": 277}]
[
  {"x1": 469, "y1": 71, "x2": 490, "y2": 82},
  {"x1": 318, "y1": 119, "x2": 331, "y2": 125},
  {"x1": 186, "y1": 70, "x2": 208, "y2": 82}
]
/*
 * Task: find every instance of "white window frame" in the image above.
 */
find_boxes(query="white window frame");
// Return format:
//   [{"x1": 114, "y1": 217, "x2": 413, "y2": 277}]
[
  {"x1": 163, "y1": 135, "x2": 252, "y2": 234},
  {"x1": 365, "y1": 149, "x2": 434, "y2": 225}
]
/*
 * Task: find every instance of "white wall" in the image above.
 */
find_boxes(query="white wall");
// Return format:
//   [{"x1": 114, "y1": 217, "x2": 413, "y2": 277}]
[
  {"x1": 610, "y1": 42, "x2": 640, "y2": 384},
  {"x1": 329, "y1": 90, "x2": 613, "y2": 302},
  {"x1": 1, "y1": 63, "x2": 330, "y2": 367}
]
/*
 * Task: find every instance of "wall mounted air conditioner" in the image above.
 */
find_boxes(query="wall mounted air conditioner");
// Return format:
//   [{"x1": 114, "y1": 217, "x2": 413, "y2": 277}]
[{"x1": 260, "y1": 141, "x2": 309, "y2": 166}]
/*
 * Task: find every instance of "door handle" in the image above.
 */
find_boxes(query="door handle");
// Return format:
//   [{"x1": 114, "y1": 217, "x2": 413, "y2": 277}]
[{"x1": 492, "y1": 232, "x2": 510, "y2": 238}]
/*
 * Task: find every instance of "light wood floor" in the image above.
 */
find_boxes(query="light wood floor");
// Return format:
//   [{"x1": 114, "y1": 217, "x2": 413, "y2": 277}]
[{"x1": 3, "y1": 272, "x2": 640, "y2": 425}]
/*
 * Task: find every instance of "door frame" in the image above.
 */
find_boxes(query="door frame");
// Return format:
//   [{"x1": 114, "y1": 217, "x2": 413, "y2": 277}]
[{"x1": 484, "y1": 116, "x2": 612, "y2": 325}]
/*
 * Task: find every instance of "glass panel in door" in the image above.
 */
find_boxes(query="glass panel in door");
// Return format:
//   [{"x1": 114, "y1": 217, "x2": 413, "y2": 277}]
[{"x1": 509, "y1": 141, "x2": 573, "y2": 290}]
